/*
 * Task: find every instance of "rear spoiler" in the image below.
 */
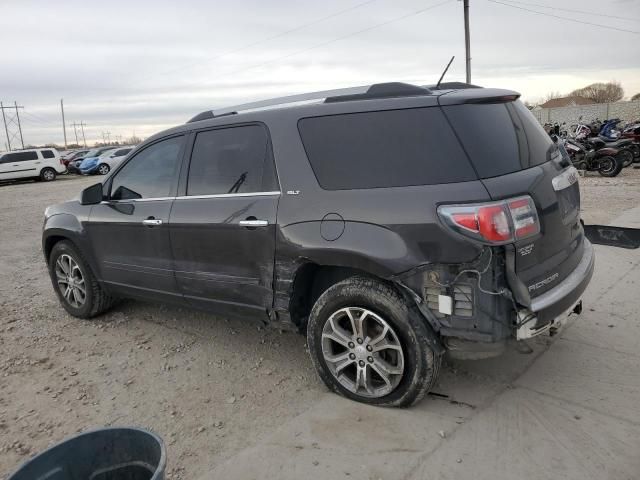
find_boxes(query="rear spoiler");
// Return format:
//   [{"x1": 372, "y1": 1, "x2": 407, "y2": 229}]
[{"x1": 437, "y1": 88, "x2": 521, "y2": 106}]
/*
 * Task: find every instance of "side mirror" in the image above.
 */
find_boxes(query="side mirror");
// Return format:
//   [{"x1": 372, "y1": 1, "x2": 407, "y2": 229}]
[{"x1": 80, "y1": 183, "x2": 104, "y2": 205}]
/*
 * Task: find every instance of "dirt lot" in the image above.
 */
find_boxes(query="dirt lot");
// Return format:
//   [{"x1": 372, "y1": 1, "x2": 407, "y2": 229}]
[{"x1": 1, "y1": 168, "x2": 639, "y2": 478}]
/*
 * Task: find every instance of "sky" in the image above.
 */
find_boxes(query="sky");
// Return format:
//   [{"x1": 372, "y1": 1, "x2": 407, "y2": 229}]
[{"x1": 1, "y1": 0, "x2": 639, "y2": 147}]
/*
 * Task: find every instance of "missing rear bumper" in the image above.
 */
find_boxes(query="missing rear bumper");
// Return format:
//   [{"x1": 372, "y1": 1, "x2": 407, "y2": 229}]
[{"x1": 516, "y1": 299, "x2": 583, "y2": 340}]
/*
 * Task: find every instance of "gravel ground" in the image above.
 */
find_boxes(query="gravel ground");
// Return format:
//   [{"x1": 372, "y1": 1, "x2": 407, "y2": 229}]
[{"x1": 1, "y1": 167, "x2": 639, "y2": 478}]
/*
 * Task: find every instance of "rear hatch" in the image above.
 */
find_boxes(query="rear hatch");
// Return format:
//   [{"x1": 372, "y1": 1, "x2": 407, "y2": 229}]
[{"x1": 440, "y1": 91, "x2": 584, "y2": 299}]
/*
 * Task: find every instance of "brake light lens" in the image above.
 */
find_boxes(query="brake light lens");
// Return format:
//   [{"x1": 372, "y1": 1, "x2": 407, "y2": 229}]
[{"x1": 438, "y1": 195, "x2": 540, "y2": 245}]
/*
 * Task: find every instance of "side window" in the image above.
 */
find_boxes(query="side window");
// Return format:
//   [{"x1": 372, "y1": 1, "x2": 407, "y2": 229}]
[
  {"x1": 298, "y1": 108, "x2": 476, "y2": 190},
  {"x1": 2, "y1": 151, "x2": 39, "y2": 162},
  {"x1": 42, "y1": 150, "x2": 55, "y2": 159},
  {"x1": 110, "y1": 136, "x2": 184, "y2": 200},
  {"x1": 187, "y1": 125, "x2": 275, "y2": 196}
]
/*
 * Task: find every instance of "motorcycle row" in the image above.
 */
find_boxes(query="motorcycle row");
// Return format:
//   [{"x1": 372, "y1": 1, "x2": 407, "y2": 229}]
[{"x1": 544, "y1": 118, "x2": 640, "y2": 177}]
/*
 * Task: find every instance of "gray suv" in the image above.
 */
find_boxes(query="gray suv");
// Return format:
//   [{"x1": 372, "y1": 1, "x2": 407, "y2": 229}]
[{"x1": 42, "y1": 82, "x2": 594, "y2": 407}]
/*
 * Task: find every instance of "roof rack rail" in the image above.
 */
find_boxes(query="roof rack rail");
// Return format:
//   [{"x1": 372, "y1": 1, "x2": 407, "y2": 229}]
[{"x1": 187, "y1": 82, "x2": 432, "y2": 123}]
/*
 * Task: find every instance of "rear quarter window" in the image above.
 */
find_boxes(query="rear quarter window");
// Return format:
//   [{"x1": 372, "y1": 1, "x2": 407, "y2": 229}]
[
  {"x1": 443, "y1": 100, "x2": 555, "y2": 179},
  {"x1": 298, "y1": 107, "x2": 477, "y2": 190},
  {"x1": 42, "y1": 150, "x2": 55, "y2": 159}
]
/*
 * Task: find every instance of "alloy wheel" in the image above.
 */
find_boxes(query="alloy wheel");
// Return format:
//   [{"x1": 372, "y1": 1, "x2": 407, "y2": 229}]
[
  {"x1": 54, "y1": 254, "x2": 86, "y2": 308},
  {"x1": 98, "y1": 164, "x2": 110, "y2": 175},
  {"x1": 321, "y1": 307, "x2": 405, "y2": 398},
  {"x1": 43, "y1": 169, "x2": 55, "y2": 181}
]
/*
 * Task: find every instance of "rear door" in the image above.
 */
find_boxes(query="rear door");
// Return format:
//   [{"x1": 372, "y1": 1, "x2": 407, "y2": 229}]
[
  {"x1": 0, "y1": 151, "x2": 39, "y2": 179},
  {"x1": 86, "y1": 135, "x2": 186, "y2": 301},
  {"x1": 443, "y1": 99, "x2": 583, "y2": 297},
  {"x1": 169, "y1": 124, "x2": 280, "y2": 319}
]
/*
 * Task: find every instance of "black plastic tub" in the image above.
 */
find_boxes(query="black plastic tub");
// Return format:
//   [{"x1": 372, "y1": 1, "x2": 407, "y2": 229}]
[{"x1": 7, "y1": 427, "x2": 166, "y2": 480}]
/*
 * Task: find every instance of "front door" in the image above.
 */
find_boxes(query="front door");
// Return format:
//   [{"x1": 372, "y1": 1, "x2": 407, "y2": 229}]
[
  {"x1": 86, "y1": 135, "x2": 186, "y2": 301},
  {"x1": 169, "y1": 124, "x2": 280, "y2": 319}
]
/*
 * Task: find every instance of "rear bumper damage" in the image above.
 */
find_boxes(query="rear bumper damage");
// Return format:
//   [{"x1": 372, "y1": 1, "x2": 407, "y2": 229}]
[
  {"x1": 398, "y1": 239, "x2": 595, "y2": 358},
  {"x1": 516, "y1": 239, "x2": 595, "y2": 339}
]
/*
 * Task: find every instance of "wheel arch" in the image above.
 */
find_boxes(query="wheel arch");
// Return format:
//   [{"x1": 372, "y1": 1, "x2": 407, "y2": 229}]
[{"x1": 287, "y1": 262, "x2": 408, "y2": 330}]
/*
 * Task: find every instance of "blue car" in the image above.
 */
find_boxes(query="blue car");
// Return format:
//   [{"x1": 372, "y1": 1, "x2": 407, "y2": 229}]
[{"x1": 79, "y1": 156, "x2": 100, "y2": 174}]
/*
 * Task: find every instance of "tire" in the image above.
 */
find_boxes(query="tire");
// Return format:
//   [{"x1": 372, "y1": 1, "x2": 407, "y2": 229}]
[
  {"x1": 48, "y1": 240, "x2": 113, "y2": 319},
  {"x1": 597, "y1": 156, "x2": 620, "y2": 177},
  {"x1": 40, "y1": 167, "x2": 57, "y2": 182},
  {"x1": 629, "y1": 144, "x2": 640, "y2": 160},
  {"x1": 97, "y1": 163, "x2": 110, "y2": 175},
  {"x1": 617, "y1": 149, "x2": 634, "y2": 168},
  {"x1": 307, "y1": 276, "x2": 441, "y2": 407}
]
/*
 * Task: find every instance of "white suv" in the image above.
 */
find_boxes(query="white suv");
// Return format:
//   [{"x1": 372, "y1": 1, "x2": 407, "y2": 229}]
[{"x1": 0, "y1": 148, "x2": 66, "y2": 182}]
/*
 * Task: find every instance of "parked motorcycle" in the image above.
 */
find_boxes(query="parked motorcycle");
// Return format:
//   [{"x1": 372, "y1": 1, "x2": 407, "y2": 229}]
[
  {"x1": 586, "y1": 136, "x2": 635, "y2": 168},
  {"x1": 561, "y1": 137, "x2": 622, "y2": 177},
  {"x1": 619, "y1": 122, "x2": 640, "y2": 161},
  {"x1": 599, "y1": 118, "x2": 622, "y2": 140}
]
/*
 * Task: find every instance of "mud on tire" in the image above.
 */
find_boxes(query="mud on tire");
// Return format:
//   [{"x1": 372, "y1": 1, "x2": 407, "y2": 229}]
[{"x1": 307, "y1": 276, "x2": 442, "y2": 407}]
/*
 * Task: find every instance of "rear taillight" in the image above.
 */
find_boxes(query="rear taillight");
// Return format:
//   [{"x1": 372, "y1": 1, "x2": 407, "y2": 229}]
[{"x1": 438, "y1": 195, "x2": 540, "y2": 245}]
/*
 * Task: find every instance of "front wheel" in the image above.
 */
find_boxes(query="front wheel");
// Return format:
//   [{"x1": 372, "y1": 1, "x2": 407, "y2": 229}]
[
  {"x1": 48, "y1": 240, "x2": 114, "y2": 319},
  {"x1": 307, "y1": 277, "x2": 441, "y2": 407},
  {"x1": 97, "y1": 163, "x2": 110, "y2": 175},
  {"x1": 617, "y1": 149, "x2": 634, "y2": 168}
]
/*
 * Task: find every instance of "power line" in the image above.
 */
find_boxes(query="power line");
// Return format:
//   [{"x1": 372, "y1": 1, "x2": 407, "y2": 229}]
[
  {"x1": 487, "y1": 0, "x2": 640, "y2": 34},
  {"x1": 494, "y1": 0, "x2": 640, "y2": 23},
  {"x1": 21, "y1": 111, "x2": 59, "y2": 128},
  {"x1": 179, "y1": 0, "x2": 455, "y2": 90},
  {"x1": 150, "y1": 0, "x2": 381, "y2": 81}
]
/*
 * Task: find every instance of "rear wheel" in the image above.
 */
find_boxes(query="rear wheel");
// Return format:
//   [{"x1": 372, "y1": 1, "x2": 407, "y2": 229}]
[
  {"x1": 40, "y1": 168, "x2": 57, "y2": 182},
  {"x1": 597, "y1": 156, "x2": 620, "y2": 177},
  {"x1": 307, "y1": 276, "x2": 441, "y2": 407},
  {"x1": 48, "y1": 240, "x2": 113, "y2": 319},
  {"x1": 97, "y1": 163, "x2": 110, "y2": 175}
]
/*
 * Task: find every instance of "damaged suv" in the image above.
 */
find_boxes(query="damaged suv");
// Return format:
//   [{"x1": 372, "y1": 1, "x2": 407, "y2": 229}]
[{"x1": 42, "y1": 82, "x2": 594, "y2": 407}]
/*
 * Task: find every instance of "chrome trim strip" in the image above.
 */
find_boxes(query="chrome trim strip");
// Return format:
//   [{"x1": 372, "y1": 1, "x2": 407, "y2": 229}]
[
  {"x1": 100, "y1": 191, "x2": 281, "y2": 204},
  {"x1": 101, "y1": 197, "x2": 174, "y2": 204},
  {"x1": 530, "y1": 239, "x2": 595, "y2": 313},
  {"x1": 174, "y1": 191, "x2": 281, "y2": 200}
]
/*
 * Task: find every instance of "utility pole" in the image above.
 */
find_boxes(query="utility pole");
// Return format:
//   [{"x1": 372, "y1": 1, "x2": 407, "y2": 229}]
[
  {"x1": 14, "y1": 102, "x2": 24, "y2": 149},
  {"x1": 70, "y1": 122, "x2": 87, "y2": 147},
  {"x1": 463, "y1": 0, "x2": 471, "y2": 84},
  {"x1": 1, "y1": 102, "x2": 10, "y2": 151},
  {"x1": 71, "y1": 122, "x2": 79, "y2": 145},
  {"x1": 79, "y1": 121, "x2": 87, "y2": 147},
  {"x1": 0, "y1": 101, "x2": 25, "y2": 150},
  {"x1": 60, "y1": 99, "x2": 68, "y2": 149}
]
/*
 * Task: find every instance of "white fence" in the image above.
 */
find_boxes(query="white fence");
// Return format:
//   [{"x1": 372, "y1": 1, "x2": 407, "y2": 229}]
[{"x1": 532, "y1": 100, "x2": 640, "y2": 126}]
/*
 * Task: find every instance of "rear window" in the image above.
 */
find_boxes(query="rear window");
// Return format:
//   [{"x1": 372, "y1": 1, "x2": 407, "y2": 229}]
[
  {"x1": 298, "y1": 107, "x2": 476, "y2": 190},
  {"x1": 444, "y1": 100, "x2": 555, "y2": 178},
  {"x1": 42, "y1": 150, "x2": 55, "y2": 158}
]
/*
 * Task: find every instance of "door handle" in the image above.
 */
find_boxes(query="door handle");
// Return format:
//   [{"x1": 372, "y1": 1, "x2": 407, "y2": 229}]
[
  {"x1": 239, "y1": 219, "x2": 268, "y2": 227},
  {"x1": 142, "y1": 218, "x2": 163, "y2": 226}
]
